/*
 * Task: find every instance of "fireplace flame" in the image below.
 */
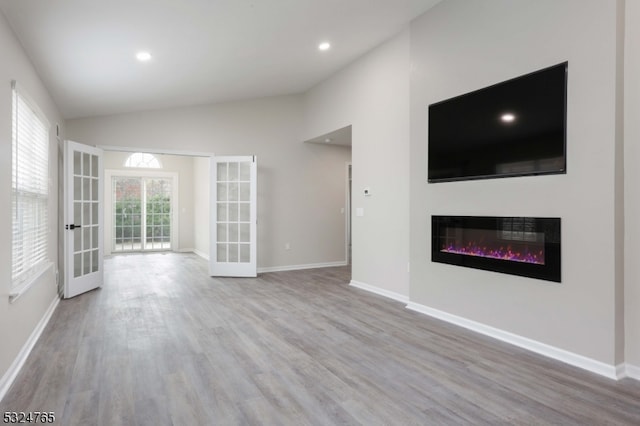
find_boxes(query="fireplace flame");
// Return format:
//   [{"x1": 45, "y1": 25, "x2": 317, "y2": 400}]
[{"x1": 441, "y1": 243, "x2": 544, "y2": 265}]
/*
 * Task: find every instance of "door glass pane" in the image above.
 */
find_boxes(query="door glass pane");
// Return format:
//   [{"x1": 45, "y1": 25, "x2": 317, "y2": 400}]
[
  {"x1": 92, "y1": 249, "x2": 99, "y2": 272},
  {"x1": 92, "y1": 203, "x2": 98, "y2": 225},
  {"x1": 228, "y1": 244, "x2": 238, "y2": 262},
  {"x1": 74, "y1": 202, "x2": 82, "y2": 224},
  {"x1": 83, "y1": 202, "x2": 90, "y2": 226},
  {"x1": 228, "y1": 162, "x2": 239, "y2": 181},
  {"x1": 83, "y1": 251, "x2": 91, "y2": 275},
  {"x1": 217, "y1": 224, "x2": 227, "y2": 242},
  {"x1": 240, "y1": 223, "x2": 250, "y2": 243},
  {"x1": 240, "y1": 244, "x2": 250, "y2": 263},
  {"x1": 239, "y1": 203, "x2": 250, "y2": 222},
  {"x1": 83, "y1": 153, "x2": 90, "y2": 177},
  {"x1": 83, "y1": 178, "x2": 90, "y2": 201},
  {"x1": 92, "y1": 179, "x2": 98, "y2": 201},
  {"x1": 217, "y1": 203, "x2": 227, "y2": 221},
  {"x1": 74, "y1": 228, "x2": 82, "y2": 252},
  {"x1": 239, "y1": 162, "x2": 250, "y2": 181},
  {"x1": 217, "y1": 183, "x2": 227, "y2": 201},
  {"x1": 91, "y1": 155, "x2": 98, "y2": 178},
  {"x1": 74, "y1": 253, "x2": 82, "y2": 277},
  {"x1": 74, "y1": 177, "x2": 82, "y2": 201},
  {"x1": 217, "y1": 243, "x2": 227, "y2": 262},
  {"x1": 228, "y1": 183, "x2": 238, "y2": 201},
  {"x1": 239, "y1": 183, "x2": 250, "y2": 202},
  {"x1": 83, "y1": 227, "x2": 91, "y2": 250},
  {"x1": 146, "y1": 178, "x2": 172, "y2": 251},
  {"x1": 228, "y1": 223, "x2": 238, "y2": 242},
  {"x1": 74, "y1": 151, "x2": 82, "y2": 175},
  {"x1": 217, "y1": 162, "x2": 227, "y2": 181},
  {"x1": 114, "y1": 178, "x2": 140, "y2": 252},
  {"x1": 92, "y1": 226, "x2": 99, "y2": 250},
  {"x1": 229, "y1": 203, "x2": 238, "y2": 221}
]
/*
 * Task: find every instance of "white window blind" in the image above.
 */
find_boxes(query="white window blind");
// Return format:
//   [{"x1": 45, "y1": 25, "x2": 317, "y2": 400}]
[{"x1": 11, "y1": 81, "x2": 51, "y2": 291}]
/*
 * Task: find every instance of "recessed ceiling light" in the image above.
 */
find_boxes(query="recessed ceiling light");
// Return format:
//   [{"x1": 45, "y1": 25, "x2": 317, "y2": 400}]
[
  {"x1": 324, "y1": 138, "x2": 332, "y2": 143},
  {"x1": 501, "y1": 113, "x2": 516, "y2": 123},
  {"x1": 318, "y1": 42, "x2": 331, "y2": 51},
  {"x1": 136, "y1": 51, "x2": 152, "y2": 62}
]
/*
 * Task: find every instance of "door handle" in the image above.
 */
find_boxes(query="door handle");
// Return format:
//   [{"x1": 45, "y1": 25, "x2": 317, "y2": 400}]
[{"x1": 65, "y1": 224, "x2": 82, "y2": 230}]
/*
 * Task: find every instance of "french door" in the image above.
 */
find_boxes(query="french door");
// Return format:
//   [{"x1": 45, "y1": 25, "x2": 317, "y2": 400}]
[
  {"x1": 64, "y1": 141, "x2": 103, "y2": 298},
  {"x1": 110, "y1": 174, "x2": 176, "y2": 253},
  {"x1": 210, "y1": 156, "x2": 257, "y2": 277}
]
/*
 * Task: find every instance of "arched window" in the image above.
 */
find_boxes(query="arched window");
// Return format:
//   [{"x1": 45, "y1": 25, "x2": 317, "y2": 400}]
[{"x1": 124, "y1": 152, "x2": 162, "y2": 168}]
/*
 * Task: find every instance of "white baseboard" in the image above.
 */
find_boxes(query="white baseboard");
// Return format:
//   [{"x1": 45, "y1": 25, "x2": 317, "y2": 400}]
[
  {"x1": 349, "y1": 280, "x2": 409, "y2": 303},
  {"x1": 192, "y1": 249, "x2": 210, "y2": 261},
  {"x1": 177, "y1": 248, "x2": 195, "y2": 253},
  {"x1": 258, "y1": 261, "x2": 347, "y2": 274},
  {"x1": 0, "y1": 295, "x2": 60, "y2": 402},
  {"x1": 405, "y1": 301, "x2": 621, "y2": 380},
  {"x1": 188, "y1": 252, "x2": 345, "y2": 273},
  {"x1": 624, "y1": 363, "x2": 640, "y2": 380}
]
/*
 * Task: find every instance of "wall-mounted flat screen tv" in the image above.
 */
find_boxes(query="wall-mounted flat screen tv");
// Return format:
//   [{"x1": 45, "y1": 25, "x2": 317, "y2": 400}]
[{"x1": 428, "y1": 62, "x2": 567, "y2": 183}]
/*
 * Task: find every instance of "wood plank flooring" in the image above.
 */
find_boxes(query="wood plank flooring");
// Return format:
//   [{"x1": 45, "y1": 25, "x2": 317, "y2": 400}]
[{"x1": 2, "y1": 252, "x2": 640, "y2": 425}]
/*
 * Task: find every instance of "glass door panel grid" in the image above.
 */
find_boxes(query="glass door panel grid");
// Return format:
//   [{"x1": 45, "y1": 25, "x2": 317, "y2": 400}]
[
  {"x1": 113, "y1": 177, "x2": 142, "y2": 251},
  {"x1": 73, "y1": 151, "x2": 100, "y2": 278},
  {"x1": 145, "y1": 178, "x2": 172, "y2": 250},
  {"x1": 216, "y1": 161, "x2": 251, "y2": 263},
  {"x1": 112, "y1": 176, "x2": 172, "y2": 252}
]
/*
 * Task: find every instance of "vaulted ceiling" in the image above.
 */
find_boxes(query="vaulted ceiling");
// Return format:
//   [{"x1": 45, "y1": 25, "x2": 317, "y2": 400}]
[{"x1": 0, "y1": 0, "x2": 440, "y2": 119}]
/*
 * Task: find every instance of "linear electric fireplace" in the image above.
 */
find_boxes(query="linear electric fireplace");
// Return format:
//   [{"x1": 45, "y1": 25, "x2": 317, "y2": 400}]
[{"x1": 432, "y1": 216, "x2": 561, "y2": 282}]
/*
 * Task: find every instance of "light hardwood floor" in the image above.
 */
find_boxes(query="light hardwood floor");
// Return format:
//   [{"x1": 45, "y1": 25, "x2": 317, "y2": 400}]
[{"x1": 2, "y1": 252, "x2": 640, "y2": 425}]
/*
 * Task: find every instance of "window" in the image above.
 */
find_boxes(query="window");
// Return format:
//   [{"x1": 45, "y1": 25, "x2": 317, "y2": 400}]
[
  {"x1": 124, "y1": 152, "x2": 162, "y2": 168},
  {"x1": 11, "y1": 81, "x2": 51, "y2": 294}
]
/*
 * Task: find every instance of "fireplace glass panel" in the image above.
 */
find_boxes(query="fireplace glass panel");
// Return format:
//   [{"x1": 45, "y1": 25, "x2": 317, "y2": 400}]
[
  {"x1": 440, "y1": 218, "x2": 545, "y2": 265},
  {"x1": 432, "y1": 216, "x2": 561, "y2": 282}
]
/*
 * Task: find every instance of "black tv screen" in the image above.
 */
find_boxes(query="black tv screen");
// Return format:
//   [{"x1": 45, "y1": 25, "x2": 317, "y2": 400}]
[{"x1": 428, "y1": 62, "x2": 567, "y2": 183}]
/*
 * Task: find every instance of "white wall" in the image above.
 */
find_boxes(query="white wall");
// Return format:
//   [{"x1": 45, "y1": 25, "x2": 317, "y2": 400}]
[
  {"x1": 0, "y1": 12, "x2": 63, "y2": 386},
  {"x1": 410, "y1": 0, "x2": 622, "y2": 365},
  {"x1": 103, "y1": 151, "x2": 196, "y2": 252},
  {"x1": 625, "y1": 0, "x2": 640, "y2": 371},
  {"x1": 193, "y1": 157, "x2": 210, "y2": 258},
  {"x1": 66, "y1": 96, "x2": 351, "y2": 269},
  {"x1": 303, "y1": 29, "x2": 411, "y2": 298}
]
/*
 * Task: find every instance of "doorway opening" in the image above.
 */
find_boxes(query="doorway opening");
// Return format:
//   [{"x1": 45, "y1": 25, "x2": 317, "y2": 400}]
[
  {"x1": 103, "y1": 149, "x2": 212, "y2": 258},
  {"x1": 302, "y1": 125, "x2": 352, "y2": 272}
]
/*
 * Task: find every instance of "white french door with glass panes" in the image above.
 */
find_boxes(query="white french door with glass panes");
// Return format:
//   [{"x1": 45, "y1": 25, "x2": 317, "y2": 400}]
[
  {"x1": 210, "y1": 156, "x2": 257, "y2": 277},
  {"x1": 106, "y1": 171, "x2": 177, "y2": 253},
  {"x1": 64, "y1": 141, "x2": 103, "y2": 299}
]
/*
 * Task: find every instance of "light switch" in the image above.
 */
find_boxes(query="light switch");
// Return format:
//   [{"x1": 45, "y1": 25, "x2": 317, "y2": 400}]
[{"x1": 356, "y1": 208, "x2": 364, "y2": 217}]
